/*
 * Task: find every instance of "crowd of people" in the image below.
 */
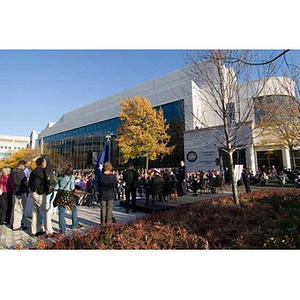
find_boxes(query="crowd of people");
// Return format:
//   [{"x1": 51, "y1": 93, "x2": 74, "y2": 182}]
[
  {"x1": 245, "y1": 165, "x2": 300, "y2": 188},
  {"x1": 0, "y1": 157, "x2": 188, "y2": 233},
  {"x1": 0, "y1": 157, "x2": 82, "y2": 238},
  {"x1": 1, "y1": 157, "x2": 299, "y2": 237},
  {"x1": 186, "y1": 169, "x2": 226, "y2": 195}
]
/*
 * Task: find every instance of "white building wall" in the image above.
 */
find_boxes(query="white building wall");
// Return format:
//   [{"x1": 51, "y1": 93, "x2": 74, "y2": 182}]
[
  {"x1": 184, "y1": 123, "x2": 254, "y2": 172},
  {"x1": 0, "y1": 135, "x2": 29, "y2": 160},
  {"x1": 184, "y1": 128, "x2": 220, "y2": 172},
  {"x1": 188, "y1": 63, "x2": 238, "y2": 129},
  {"x1": 29, "y1": 130, "x2": 39, "y2": 149}
]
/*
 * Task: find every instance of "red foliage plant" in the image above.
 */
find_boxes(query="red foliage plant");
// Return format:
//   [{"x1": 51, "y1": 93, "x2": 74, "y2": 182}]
[{"x1": 34, "y1": 189, "x2": 300, "y2": 250}]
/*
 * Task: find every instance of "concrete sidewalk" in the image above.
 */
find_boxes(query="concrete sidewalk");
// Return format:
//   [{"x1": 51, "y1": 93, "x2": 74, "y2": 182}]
[{"x1": 0, "y1": 200, "x2": 146, "y2": 249}]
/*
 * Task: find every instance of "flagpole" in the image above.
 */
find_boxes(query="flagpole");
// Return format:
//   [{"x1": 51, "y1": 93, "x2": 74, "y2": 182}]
[{"x1": 105, "y1": 133, "x2": 111, "y2": 162}]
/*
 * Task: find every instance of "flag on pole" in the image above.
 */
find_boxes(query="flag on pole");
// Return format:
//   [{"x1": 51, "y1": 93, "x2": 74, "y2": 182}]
[{"x1": 94, "y1": 142, "x2": 110, "y2": 177}]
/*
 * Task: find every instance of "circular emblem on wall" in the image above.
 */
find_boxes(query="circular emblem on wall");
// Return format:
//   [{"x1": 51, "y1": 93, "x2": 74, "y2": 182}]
[{"x1": 187, "y1": 151, "x2": 197, "y2": 162}]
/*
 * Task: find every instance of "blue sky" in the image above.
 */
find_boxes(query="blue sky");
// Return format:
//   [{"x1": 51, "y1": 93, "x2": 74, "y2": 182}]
[
  {"x1": 1, "y1": 49, "x2": 300, "y2": 137},
  {"x1": 0, "y1": 50, "x2": 186, "y2": 136}
]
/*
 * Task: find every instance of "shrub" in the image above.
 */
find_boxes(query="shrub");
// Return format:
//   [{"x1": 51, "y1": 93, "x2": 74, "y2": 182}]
[{"x1": 34, "y1": 189, "x2": 300, "y2": 250}]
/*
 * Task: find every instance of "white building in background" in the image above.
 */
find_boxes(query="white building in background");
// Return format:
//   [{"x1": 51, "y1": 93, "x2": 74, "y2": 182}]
[
  {"x1": 38, "y1": 64, "x2": 298, "y2": 173},
  {"x1": 0, "y1": 134, "x2": 29, "y2": 160},
  {"x1": 29, "y1": 130, "x2": 40, "y2": 149},
  {"x1": 184, "y1": 76, "x2": 297, "y2": 173}
]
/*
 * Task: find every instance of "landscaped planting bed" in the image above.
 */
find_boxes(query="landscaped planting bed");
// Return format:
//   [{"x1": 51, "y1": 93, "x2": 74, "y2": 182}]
[{"x1": 33, "y1": 189, "x2": 300, "y2": 249}]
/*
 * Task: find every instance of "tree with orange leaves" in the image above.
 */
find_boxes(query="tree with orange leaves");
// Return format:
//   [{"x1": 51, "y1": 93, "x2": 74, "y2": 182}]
[{"x1": 116, "y1": 96, "x2": 174, "y2": 169}]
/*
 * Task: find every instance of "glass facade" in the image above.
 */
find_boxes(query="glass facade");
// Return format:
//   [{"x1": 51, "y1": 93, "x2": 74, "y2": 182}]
[
  {"x1": 43, "y1": 100, "x2": 184, "y2": 170},
  {"x1": 256, "y1": 150, "x2": 283, "y2": 171},
  {"x1": 44, "y1": 118, "x2": 121, "y2": 143}
]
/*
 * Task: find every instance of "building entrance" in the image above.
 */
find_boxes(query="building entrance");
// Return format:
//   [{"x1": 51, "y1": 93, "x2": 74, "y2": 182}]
[{"x1": 256, "y1": 150, "x2": 283, "y2": 171}]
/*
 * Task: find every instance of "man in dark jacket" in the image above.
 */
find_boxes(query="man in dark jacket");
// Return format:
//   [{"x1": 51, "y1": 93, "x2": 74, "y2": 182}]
[
  {"x1": 29, "y1": 157, "x2": 55, "y2": 238},
  {"x1": 242, "y1": 165, "x2": 251, "y2": 193},
  {"x1": 10, "y1": 160, "x2": 28, "y2": 231},
  {"x1": 123, "y1": 162, "x2": 138, "y2": 213},
  {"x1": 176, "y1": 160, "x2": 186, "y2": 196}
]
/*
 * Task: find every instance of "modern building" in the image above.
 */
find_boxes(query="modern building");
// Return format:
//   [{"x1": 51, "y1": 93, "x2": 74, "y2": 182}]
[
  {"x1": 40, "y1": 67, "x2": 188, "y2": 170},
  {"x1": 184, "y1": 75, "x2": 298, "y2": 173},
  {"x1": 29, "y1": 130, "x2": 40, "y2": 150},
  {"x1": 39, "y1": 63, "x2": 299, "y2": 173},
  {"x1": 0, "y1": 134, "x2": 30, "y2": 160}
]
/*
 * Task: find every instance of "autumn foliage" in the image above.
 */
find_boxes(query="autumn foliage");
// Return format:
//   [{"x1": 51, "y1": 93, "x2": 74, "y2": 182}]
[
  {"x1": 33, "y1": 189, "x2": 300, "y2": 250},
  {"x1": 0, "y1": 148, "x2": 41, "y2": 169},
  {"x1": 116, "y1": 96, "x2": 174, "y2": 169}
]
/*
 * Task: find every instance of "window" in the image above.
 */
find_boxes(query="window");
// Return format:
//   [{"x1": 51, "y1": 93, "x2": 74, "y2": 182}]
[
  {"x1": 294, "y1": 150, "x2": 300, "y2": 169},
  {"x1": 254, "y1": 95, "x2": 294, "y2": 122},
  {"x1": 226, "y1": 102, "x2": 235, "y2": 123}
]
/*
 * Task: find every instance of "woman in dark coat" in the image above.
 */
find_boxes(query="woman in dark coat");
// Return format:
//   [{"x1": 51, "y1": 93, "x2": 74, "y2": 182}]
[{"x1": 97, "y1": 162, "x2": 117, "y2": 225}]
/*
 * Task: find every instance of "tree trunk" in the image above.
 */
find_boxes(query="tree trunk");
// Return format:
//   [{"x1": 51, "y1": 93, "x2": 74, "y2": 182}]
[
  {"x1": 145, "y1": 156, "x2": 149, "y2": 170},
  {"x1": 229, "y1": 152, "x2": 239, "y2": 205}
]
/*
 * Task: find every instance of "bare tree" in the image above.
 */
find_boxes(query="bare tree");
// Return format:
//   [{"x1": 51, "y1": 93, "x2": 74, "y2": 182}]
[
  {"x1": 258, "y1": 64, "x2": 300, "y2": 170},
  {"x1": 183, "y1": 50, "x2": 291, "y2": 205}
]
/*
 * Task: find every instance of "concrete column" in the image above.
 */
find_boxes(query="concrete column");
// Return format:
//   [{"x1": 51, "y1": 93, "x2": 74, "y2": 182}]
[
  {"x1": 248, "y1": 145, "x2": 256, "y2": 174},
  {"x1": 282, "y1": 148, "x2": 291, "y2": 170}
]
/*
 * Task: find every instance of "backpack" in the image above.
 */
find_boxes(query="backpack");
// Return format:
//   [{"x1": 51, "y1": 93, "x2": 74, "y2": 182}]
[{"x1": 45, "y1": 173, "x2": 57, "y2": 195}]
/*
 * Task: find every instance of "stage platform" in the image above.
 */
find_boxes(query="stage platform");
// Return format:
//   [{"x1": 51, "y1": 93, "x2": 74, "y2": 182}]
[{"x1": 118, "y1": 189, "x2": 232, "y2": 213}]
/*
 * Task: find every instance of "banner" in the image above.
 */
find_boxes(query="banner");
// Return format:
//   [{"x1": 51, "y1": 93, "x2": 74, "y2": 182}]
[
  {"x1": 234, "y1": 164, "x2": 244, "y2": 183},
  {"x1": 94, "y1": 142, "x2": 110, "y2": 177}
]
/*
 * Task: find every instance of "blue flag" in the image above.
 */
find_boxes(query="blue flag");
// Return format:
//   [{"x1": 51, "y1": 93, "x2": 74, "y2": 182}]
[{"x1": 94, "y1": 142, "x2": 110, "y2": 177}]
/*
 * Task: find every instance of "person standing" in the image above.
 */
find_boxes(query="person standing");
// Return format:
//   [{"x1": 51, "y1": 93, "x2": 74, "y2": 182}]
[
  {"x1": 53, "y1": 164, "x2": 81, "y2": 234},
  {"x1": 23, "y1": 160, "x2": 32, "y2": 188},
  {"x1": 241, "y1": 165, "x2": 251, "y2": 193},
  {"x1": 23, "y1": 160, "x2": 33, "y2": 218},
  {"x1": 271, "y1": 165, "x2": 278, "y2": 180},
  {"x1": 97, "y1": 162, "x2": 117, "y2": 224},
  {"x1": 0, "y1": 167, "x2": 13, "y2": 225},
  {"x1": 123, "y1": 162, "x2": 138, "y2": 213},
  {"x1": 10, "y1": 161, "x2": 28, "y2": 231},
  {"x1": 29, "y1": 157, "x2": 55, "y2": 238},
  {"x1": 176, "y1": 160, "x2": 186, "y2": 196},
  {"x1": 294, "y1": 174, "x2": 300, "y2": 188}
]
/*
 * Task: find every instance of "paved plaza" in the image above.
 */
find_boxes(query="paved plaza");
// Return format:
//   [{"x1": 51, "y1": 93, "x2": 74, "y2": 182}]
[
  {"x1": 0, "y1": 200, "x2": 147, "y2": 249},
  {"x1": 0, "y1": 184, "x2": 284, "y2": 249}
]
